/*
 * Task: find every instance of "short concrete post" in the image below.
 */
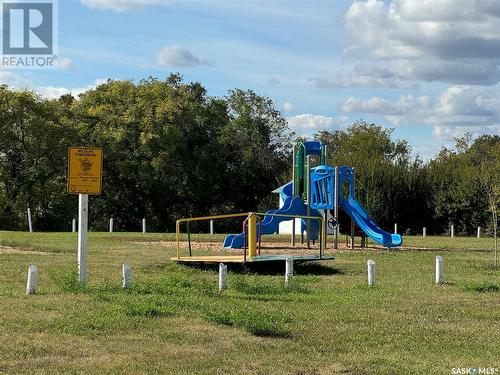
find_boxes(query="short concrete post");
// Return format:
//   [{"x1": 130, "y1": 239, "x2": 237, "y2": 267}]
[
  {"x1": 122, "y1": 264, "x2": 132, "y2": 289},
  {"x1": 72, "y1": 218, "x2": 76, "y2": 233},
  {"x1": 367, "y1": 260, "x2": 375, "y2": 286},
  {"x1": 210, "y1": 220, "x2": 214, "y2": 235},
  {"x1": 142, "y1": 218, "x2": 146, "y2": 234},
  {"x1": 435, "y1": 256, "x2": 443, "y2": 284},
  {"x1": 423, "y1": 227, "x2": 427, "y2": 237},
  {"x1": 285, "y1": 257, "x2": 294, "y2": 286},
  {"x1": 218, "y1": 263, "x2": 227, "y2": 291},
  {"x1": 477, "y1": 226, "x2": 481, "y2": 239},
  {"x1": 109, "y1": 218, "x2": 114, "y2": 233},
  {"x1": 450, "y1": 224, "x2": 454, "y2": 238},
  {"x1": 27, "y1": 207, "x2": 33, "y2": 233},
  {"x1": 26, "y1": 265, "x2": 38, "y2": 295},
  {"x1": 394, "y1": 223, "x2": 398, "y2": 234}
]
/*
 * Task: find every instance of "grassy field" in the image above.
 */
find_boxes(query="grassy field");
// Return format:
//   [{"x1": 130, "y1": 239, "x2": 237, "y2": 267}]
[{"x1": 0, "y1": 231, "x2": 498, "y2": 374}]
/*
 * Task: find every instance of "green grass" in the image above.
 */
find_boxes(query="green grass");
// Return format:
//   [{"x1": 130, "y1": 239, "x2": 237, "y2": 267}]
[{"x1": 0, "y1": 231, "x2": 499, "y2": 374}]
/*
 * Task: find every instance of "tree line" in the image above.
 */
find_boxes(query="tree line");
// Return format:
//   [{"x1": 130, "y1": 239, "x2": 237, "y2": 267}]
[{"x1": 0, "y1": 75, "x2": 498, "y2": 236}]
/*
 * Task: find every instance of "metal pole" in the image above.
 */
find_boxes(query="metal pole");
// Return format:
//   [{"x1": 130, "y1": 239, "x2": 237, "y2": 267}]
[
  {"x1": 334, "y1": 166, "x2": 339, "y2": 249},
  {"x1": 306, "y1": 155, "x2": 311, "y2": 249},
  {"x1": 292, "y1": 146, "x2": 296, "y2": 196},
  {"x1": 78, "y1": 194, "x2": 88, "y2": 284},
  {"x1": 423, "y1": 227, "x2": 427, "y2": 237},
  {"x1": 323, "y1": 209, "x2": 328, "y2": 252},
  {"x1": 477, "y1": 226, "x2": 481, "y2": 238},
  {"x1": 187, "y1": 222, "x2": 192, "y2": 257},
  {"x1": 350, "y1": 168, "x2": 355, "y2": 249},
  {"x1": 291, "y1": 145, "x2": 296, "y2": 247},
  {"x1": 109, "y1": 218, "x2": 114, "y2": 233},
  {"x1": 72, "y1": 218, "x2": 76, "y2": 233},
  {"x1": 210, "y1": 219, "x2": 214, "y2": 235}
]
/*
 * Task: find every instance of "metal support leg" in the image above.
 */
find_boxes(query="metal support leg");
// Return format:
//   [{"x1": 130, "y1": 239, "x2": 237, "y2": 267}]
[{"x1": 334, "y1": 166, "x2": 339, "y2": 249}]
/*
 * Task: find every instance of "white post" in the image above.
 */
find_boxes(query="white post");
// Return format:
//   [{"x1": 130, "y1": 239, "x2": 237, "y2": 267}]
[
  {"x1": 477, "y1": 226, "x2": 481, "y2": 239},
  {"x1": 423, "y1": 227, "x2": 427, "y2": 237},
  {"x1": 109, "y1": 218, "x2": 114, "y2": 233},
  {"x1": 450, "y1": 224, "x2": 454, "y2": 238},
  {"x1": 210, "y1": 220, "x2": 214, "y2": 235},
  {"x1": 122, "y1": 264, "x2": 132, "y2": 289},
  {"x1": 394, "y1": 223, "x2": 398, "y2": 234},
  {"x1": 72, "y1": 218, "x2": 76, "y2": 233},
  {"x1": 218, "y1": 263, "x2": 227, "y2": 291},
  {"x1": 26, "y1": 264, "x2": 38, "y2": 295},
  {"x1": 285, "y1": 257, "x2": 294, "y2": 285},
  {"x1": 435, "y1": 256, "x2": 443, "y2": 284},
  {"x1": 367, "y1": 260, "x2": 375, "y2": 286},
  {"x1": 78, "y1": 194, "x2": 89, "y2": 284},
  {"x1": 27, "y1": 207, "x2": 33, "y2": 233},
  {"x1": 142, "y1": 218, "x2": 146, "y2": 234}
]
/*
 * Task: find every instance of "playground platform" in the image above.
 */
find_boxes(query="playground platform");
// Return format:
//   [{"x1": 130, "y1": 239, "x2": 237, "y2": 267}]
[{"x1": 171, "y1": 254, "x2": 334, "y2": 264}]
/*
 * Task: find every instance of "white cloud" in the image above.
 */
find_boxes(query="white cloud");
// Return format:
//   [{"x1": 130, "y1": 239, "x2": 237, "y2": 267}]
[
  {"x1": 341, "y1": 84, "x2": 500, "y2": 139},
  {"x1": 156, "y1": 45, "x2": 210, "y2": 68},
  {"x1": 80, "y1": 0, "x2": 169, "y2": 12},
  {"x1": 58, "y1": 57, "x2": 74, "y2": 70},
  {"x1": 287, "y1": 114, "x2": 338, "y2": 133},
  {"x1": 282, "y1": 101, "x2": 294, "y2": 112},
  {"x1": 317, "y1": 0, "x2": 500, "y2": 88},
  {"x1": 36, "y1": 79, "x2": 109, "y2": 99},
  {"x1": 431, "y1": 125, "x2": 499, "y2": 140},
  {"x1": 0, "y1": 71, "x2": 31, "y2": 88},
  {"x1": 0, "y1": 71, "x2": 108, "y2": 99}
]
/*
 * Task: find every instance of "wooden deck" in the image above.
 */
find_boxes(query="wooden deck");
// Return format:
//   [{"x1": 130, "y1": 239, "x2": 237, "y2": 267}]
[{"x1": 171, "y1": 254, "x2": 335, "y2": 264}]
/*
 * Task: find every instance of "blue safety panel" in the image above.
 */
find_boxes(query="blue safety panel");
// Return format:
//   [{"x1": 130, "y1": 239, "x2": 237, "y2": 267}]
[
  {"x1": 302, "y1": 140, "x2": 323, "y2": 156},
  {"x1": 310, "y1": 165, "x2": 335, "y2": 210}
]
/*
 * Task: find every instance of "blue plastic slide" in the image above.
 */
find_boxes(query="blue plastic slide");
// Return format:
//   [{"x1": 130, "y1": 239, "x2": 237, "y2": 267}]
[
  {"x1": 223, "y1": 182, "x2": 320, "y2": 249},
  {"x1": 340, "y1": 196, "x2": 402, "y2": 248}
]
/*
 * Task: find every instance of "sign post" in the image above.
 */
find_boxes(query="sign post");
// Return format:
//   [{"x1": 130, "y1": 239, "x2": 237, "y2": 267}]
[
  {"x1": 67, "y1": 147, "x2": 103, "y2": 285},
  {"x1": 77, "y1": 194, "x2": 88, "y2": 283}
]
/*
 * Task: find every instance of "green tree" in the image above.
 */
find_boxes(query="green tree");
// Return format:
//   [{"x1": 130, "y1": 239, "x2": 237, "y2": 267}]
[
  {"x1": 0, "y1": 86, "x2": 77, "y2": 230},
  {"x1": 316, "y1": 121, "x2": 428, "y2": 232}
]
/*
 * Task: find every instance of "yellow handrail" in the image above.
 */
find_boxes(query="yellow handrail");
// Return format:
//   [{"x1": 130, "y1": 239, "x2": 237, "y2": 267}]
[
  {"x1": 176, "y1": 212, "x2": 251, "y2": 258},
  {"x1": 175, "y1": 211, "x2": 326, "y2": 259}
]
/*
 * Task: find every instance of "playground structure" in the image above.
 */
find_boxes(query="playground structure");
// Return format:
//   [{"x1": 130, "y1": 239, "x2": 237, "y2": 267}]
[{"x1": 173, "y1": 140, "x2": 402, "y2": 265}]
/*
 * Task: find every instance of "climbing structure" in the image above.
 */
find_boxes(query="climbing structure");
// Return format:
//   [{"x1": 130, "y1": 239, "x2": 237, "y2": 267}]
[{"x1": 224, "y1": 139, "x2": 402, "y2": 250}]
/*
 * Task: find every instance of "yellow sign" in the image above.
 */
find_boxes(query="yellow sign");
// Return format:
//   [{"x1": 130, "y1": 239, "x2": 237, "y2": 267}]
[{"x1": 67, "y1": 147, "x2": 103, "y2": 195}]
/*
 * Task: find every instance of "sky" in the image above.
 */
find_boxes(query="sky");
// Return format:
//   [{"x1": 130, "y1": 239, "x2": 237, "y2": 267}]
[{"x1": 3, "y1": 0, "x2": 500, "y2": 160}]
